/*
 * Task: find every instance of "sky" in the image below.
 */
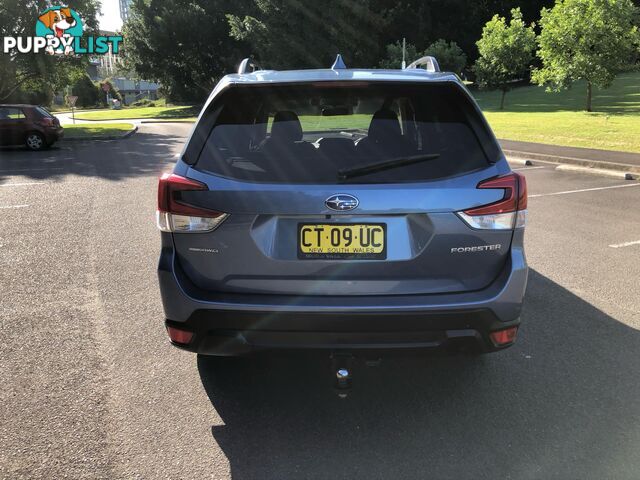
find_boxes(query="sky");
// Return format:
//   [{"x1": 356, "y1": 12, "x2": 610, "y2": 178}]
[{"x1": 98, "y1": 0, "x2": 123, "y2": 32}]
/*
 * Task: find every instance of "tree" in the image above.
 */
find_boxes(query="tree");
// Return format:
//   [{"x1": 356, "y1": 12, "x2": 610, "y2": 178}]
[
  {"x1": 424, "y1": 39, "x2": 466, "y2": 73},
  {"x1": 374, "y1": 0, "x2": 551, "y2": 68},
  {"x1": 378, "y1": 41, "x2": 420, "y2": 69},
  {"x1": 532, "y1": 0, "x2": 640, "y2": 112},
  {"x1": 474, "y1": 8, "x2": 537, "y2": 110},
  {"x1": 123, "y1": 0, "x2": 250, "y2": 102},
  {"x1": 97, "y1": 79, "x2": 122, "y2": 105},
  {"x1": 0, "y1": 0, "x2": 101, "y2": 101},
  {"x1": 227, "y1": 0, "x2": 388, "y2": 69},
  {"x1": 70, "y1": 73, "x2": 100, "y2": 107}
]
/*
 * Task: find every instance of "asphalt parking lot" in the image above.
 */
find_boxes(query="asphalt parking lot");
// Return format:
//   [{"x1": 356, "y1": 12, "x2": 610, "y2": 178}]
[{"x1": 1, "y1": 124, "x2": 639, "y2": 479}]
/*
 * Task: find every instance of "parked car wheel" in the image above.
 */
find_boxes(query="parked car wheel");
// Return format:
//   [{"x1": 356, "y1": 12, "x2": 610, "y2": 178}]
[{"x1": 25, "y1": 132, "x2": 46, "y2": 151}]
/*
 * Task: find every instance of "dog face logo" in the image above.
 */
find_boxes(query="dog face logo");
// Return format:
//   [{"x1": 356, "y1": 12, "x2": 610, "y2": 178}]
[
  {"x1": 38, "y1": 8, "x2": 77, "y2": 38},
  {"x1": 2, "y1": 5, "x2": 121, "y2": 56},
  {"x1": 35, "y1": 6, "x2": 83, "y2": 54}
]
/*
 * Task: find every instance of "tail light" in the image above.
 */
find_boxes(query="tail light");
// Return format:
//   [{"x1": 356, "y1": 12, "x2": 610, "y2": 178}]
[
  {"x1": 156, "y1": 173, "x2": 228, "y2": 233},
  {"x1": 38, "y1": 117, "x2": 54, "y2": 127},
  {"x1": 490, "y1": 326, "x2": 518, "y2": 346},
  {"x1": 166, "y1": 325, "x2": 193, "y2": 345},
  {"x1": 458, "y1": 172, "x2": 527, "y2": 230}
]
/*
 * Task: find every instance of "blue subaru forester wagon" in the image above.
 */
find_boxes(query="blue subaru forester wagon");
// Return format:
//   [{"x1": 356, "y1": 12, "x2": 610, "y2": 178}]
[{"x1": 157, "y1": 56, "x2": 528, "y2": 356}]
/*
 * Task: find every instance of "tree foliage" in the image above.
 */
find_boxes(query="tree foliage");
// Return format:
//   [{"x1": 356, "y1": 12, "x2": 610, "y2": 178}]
[
  {"x1": 119, "y1": 0, "x2": 553, "y2": 102},
  {"x1": 474, "y1": 8, "x2": 537, "y2": 109},
  {"x1": 532, "y1": 0, "x2": 640, "y2": 111},
  {"x1": 424, "y1": 39, "x2": 466, "y2": 73},
  {"x1": 378, "y1": 39, "x2": 466, "y2": 73},
  {"x1": 70, "y1": 73, "x2": 100, "y2": 107},
  {"x1": 227, "y1": 0, "x2": 387, "y2": 69},
  {"x1": 378, "y1": 41, "x2": 419, "y2": 69},
  {"x1": 122, "y1": 0, "x2": 250, "y2": 101},
  {"x1": 97, "y1": 79, "x2": 122, "y2": 105},
  {"x1": 0, "y1": 0, "x2": 100, "y2": 101},
  {"x1": 377, "y1": 0, "x2": 551, "y2": 64}
]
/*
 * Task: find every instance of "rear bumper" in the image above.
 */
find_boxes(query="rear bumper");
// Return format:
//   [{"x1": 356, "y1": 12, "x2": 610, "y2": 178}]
[
  {"x1": 166, "y1": 313, "x2": 520, "y2": 355},
  {"x1": 44, "y1": 127, "x2": 63, "y2": 143},
  {"x1": 158, "y1": 234, "x2": 528, "y2": 355}
]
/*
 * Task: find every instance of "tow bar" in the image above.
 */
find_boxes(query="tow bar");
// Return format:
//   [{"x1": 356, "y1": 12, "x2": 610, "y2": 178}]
[{"x1": 330, "y1": 353, "x2": 382, "y2": 398}]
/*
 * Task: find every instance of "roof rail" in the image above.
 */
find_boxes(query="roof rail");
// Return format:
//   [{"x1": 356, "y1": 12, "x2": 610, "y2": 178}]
[
  {"x1": 237, "y1": 57, "x2": 262, "y2": 74},
  {"x1": 405, "y1": 56, "x2": 440, "y2": 73}
]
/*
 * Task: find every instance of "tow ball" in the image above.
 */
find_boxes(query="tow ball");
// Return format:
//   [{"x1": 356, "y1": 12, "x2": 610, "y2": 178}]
[
  {"x1": 330, "y1": 353, "x2": 382, "y2": 397},
  {"x1": 331, "y1": 353, "x2": 353, "y2": 398}
]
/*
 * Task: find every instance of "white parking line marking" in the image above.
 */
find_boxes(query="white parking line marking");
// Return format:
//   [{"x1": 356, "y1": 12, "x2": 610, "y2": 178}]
[
  {"x1": 609, "y1": 240, "x2": 640, "y2": 249},
  {"x1": 0, "y1": 204, "x2": 29, "y2": 209},
  {"x1": 0, "y1": 182, "x2": 46, "y2": 187},
  {"x1": 530, "y1": 183, "x2": 640, "y2": 198},
  {"x1": 512, "y1": 166, "x2": 546, "y2": 171}
]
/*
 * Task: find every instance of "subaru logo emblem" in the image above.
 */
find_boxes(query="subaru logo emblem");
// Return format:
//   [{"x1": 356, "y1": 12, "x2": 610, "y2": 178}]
[{"x1": 325, "y1": 194, "x2": 359, "y2": 211}]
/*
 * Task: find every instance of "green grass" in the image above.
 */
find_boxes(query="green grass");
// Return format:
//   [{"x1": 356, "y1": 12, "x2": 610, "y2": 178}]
[
  {"x1": 272, "y1": 114, "x2": 372, "y2": 132},
  {"x1": 473, "y1": 72, "x2": 640, "y2": 153},
  {"x1": 64, "y1": 123, "x2": 135, "y2": 138},
  {"x1": 73, "y1": 105, "x2": 200, "y2": 121}
]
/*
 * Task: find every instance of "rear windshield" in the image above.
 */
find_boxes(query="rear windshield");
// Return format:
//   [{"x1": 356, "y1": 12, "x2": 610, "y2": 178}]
[
  {"x1": 193, "y1": 82, "x2": 498, "y2": 184},
  {"x1": 34, "y1": 106, "x2": 54, "y2": 118}
]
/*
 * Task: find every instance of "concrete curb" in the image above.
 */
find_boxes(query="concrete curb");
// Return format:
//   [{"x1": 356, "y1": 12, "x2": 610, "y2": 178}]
[
  {"x1": 554, "y1": 164, "x2": 637, "y2": 180},
  {"x1": 506, "y1": 157, "x2": 533, "y2": 167},
  {"x1": 503, "y1": 148, "x2": 640, "y2": 176},
  {"x1": 72, "y1": 117, "x2": 195, "y2": 123},
  {"x1": 63, "y1": 125, "x2": 138, "y2": 142},
  {"x1": 140, "y1": 119, "x2": 196, "y2": 123},
  {"x1": 70, "y1": 117, "x2": 145, "y2": 122}
]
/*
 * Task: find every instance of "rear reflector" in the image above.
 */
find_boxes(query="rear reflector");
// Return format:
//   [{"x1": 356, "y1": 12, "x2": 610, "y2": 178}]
[
  {"x1": 458, "y1": 172, "x2": 527, "y2": 230},
  {"x1": 166, "y1": 326, "x2": 193, "y2": 345},
  {"x1": 490, "y1": 327, "x2": 518, "y2": 346},
  {"x1": 157, "y1": 173, "x2": 228, "y2": 233}
]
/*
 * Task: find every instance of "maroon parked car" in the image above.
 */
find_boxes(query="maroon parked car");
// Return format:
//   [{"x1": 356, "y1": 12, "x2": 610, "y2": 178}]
[{"x1": 0, "y1": 104, "x2": 64, "y2": 151}]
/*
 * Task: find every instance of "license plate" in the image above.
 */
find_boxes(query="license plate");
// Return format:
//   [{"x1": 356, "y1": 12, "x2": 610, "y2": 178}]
[{"x1": 298, "y1": 223, "x2": 386, "y2": 260}]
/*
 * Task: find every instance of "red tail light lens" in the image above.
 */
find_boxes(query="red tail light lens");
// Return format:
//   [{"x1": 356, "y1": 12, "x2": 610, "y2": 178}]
[
  {"x1": 39, "y1": 117, "x2": 54, "y2": 127},
  {"x1": 166, "y1": 326, "x2": 193, "y2": 345},
  {"x1": 156, "y1": 173, "x2": 228, "y2": 232},
  {"x1": 158, "y1": 173, "x2": 208, "y2": 215},
  {"x1": 465, "y1": 174, "x2": 519, "y2": 215},
  {"x1": 490, "y1": 326, "x2": 518, "y2": 346},
  {"x1": 458, "y1": 172, "x2": 527, "y2": 230},
  {"x1": 516, "y1": 173, "x2": 527, "y2": 210}
]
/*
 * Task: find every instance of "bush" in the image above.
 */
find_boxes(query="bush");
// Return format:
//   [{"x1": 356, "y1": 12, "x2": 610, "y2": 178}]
[
  {"x1": 131, "y1": 98, "x2": 156, "y2": 107},
  {"x1": 97, "y1": 79, "x2": 123, "y2": 107},
  {"x1": 378, "y1": 41, "x2": 420, "y2": 69},
  {"x1": 71, "y1": 74, "x2": 101, "y2": 107},
  {"x1": 424, "y1": 39, "x2": 467, "y2": 74}
]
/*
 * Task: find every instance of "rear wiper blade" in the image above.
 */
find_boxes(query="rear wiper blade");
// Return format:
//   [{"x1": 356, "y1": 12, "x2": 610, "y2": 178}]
[{"x1": 338, "y1": 153, "x2": 440, "y2": 180}]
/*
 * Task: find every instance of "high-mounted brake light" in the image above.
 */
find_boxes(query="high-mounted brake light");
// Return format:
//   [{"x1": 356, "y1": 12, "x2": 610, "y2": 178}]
[
  {"x1": 458, "y1": 172, "x2": 527, "y2": 230},
  {"x1": 156, "y1": 173, "x2": 228, "y2": 233}
]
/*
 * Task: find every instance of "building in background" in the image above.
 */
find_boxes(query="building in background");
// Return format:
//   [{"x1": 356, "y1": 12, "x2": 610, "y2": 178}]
[
  {"x1": 119, "y1": 0, "x2": 131, "y2": 23},
  {"x1": 88, "y1": 31, "x2": 120, "y2": 79},
  {"x1": 82, "y1": 30, "x2": 161, "y2": 105}
]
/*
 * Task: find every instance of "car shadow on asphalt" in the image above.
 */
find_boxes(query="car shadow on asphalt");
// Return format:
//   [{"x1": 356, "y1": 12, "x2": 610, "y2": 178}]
[
  {"x1": 197, "y1": 269, "x2": 640, "y2": 480},
  {"x1": 0, "y1": 129, "x2": 185, "y2": 182}
]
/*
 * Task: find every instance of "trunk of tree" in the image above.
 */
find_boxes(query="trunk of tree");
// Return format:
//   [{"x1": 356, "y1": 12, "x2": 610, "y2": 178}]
[
  {"x1": 586, "y1": 81, "x2": 592, "y2": 112},
  {"x1": 499, "y1": 89, "x2": 506, "y2": 110}
]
